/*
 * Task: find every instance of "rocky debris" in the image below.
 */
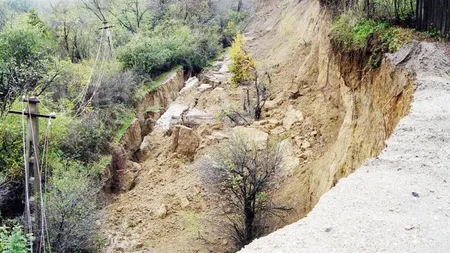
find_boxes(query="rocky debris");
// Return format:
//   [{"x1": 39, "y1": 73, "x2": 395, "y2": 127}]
[
  {"x1": 264, "y1": 93, "x2": 284, "y2": 110},
  {"x1": 156, "y1": 104, "x2": 189, "y2": 131},
  {"x1": 198, "y1": 83, "x2": 213, "y2": 92},
  {"x1": 156, "y1": 204, "x2": 168, "y2": 219},
  {"x1": 218, "y1": 57, "x2": 231, "y2": 73},
  {"x1": 180, "y1": 196, "x2": 190, "y2": 209},
  {"x1": 278, "y1": 139, "x2": 300, "y2": 173},
  {"x1": 232, "y1": 126, "x2": 269, "y2": 150},
  {"x1": 253, "y1": 120, "x2": 269, "y2": 126},
  {"x1": 283, "y1": 107, "x2": 304, "y2": 130},
  {"x1": 171, "y1": 125, "x2": 201, "y2": 159},
  {"x1": 301, "y1": 140, "x2": 311, "y2": 150},
  {"x1": 179, "y1": 77, "x2": 199, "y2": 94},
  {"x1": 202, "y1": 131, "x2": 230, "y2": 147},
  {"x1": 201, "y1": 73, "x2": 227, "y2": 87},
  {"x1": 122, "y1": 161, "x2": 142, "y2": 191},
  {"x1": 270, "y1": 126, "x2": 285, "y2": 135},
  {"x1": 119, "y1": 118, "x2": 142, "y2": 159}
]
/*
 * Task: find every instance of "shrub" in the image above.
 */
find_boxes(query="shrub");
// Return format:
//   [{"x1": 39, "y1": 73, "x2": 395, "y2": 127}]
[
  {"x1": 0, "y1": 224, "x2": 30, "y2": 253},
  {"x1": 229, "y1": 33, "x2": 256, "y2": 85},
  {"x1": 118, "y1": 20, "x2": 196, "y2": 76},
  {"x1": 0, "y1": 11, "x2": 55, "y2": 114},
  {"x1": 44, "y1": 161, "x2": 101, "y2": 253},
  {"x1": 201, "y1": 135, "x2": 287, "y2": 249},
  {"x1": 119, "y1": 20, "x2": 221, "y2": 77},
  {"x1": 59, "y1": 112, "x2": 112, "y2": 163},
  {"x1": 330, "y1": 10, "x2": 414, "y2": 64}
]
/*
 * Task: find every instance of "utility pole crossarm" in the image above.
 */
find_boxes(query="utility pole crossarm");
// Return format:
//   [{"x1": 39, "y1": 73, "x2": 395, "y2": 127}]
[
  {"x1": 6, "y1": 97, "x2": 55, "y2": 252},
  {"x1": 8, "y1": 110, "x2": 56, "y2": 119}
]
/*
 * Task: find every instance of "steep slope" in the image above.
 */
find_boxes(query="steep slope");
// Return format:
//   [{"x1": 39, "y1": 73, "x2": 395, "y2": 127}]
[
  {"x1": 240, "y1": 41, "x2": 450, "y2": 252},
  {"x1": 100, "y1": 0, "x2": 443, "y2": 251},
  {"x1": 245, "y1": 0, "x2": 414, "y2": 225}
]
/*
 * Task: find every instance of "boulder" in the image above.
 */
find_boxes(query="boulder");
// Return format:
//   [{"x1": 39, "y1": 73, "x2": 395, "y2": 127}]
[
  {"x1": 232, "y1": 126, "x2": 269, "y2": 150},
  {"x1": 180, "y1": 196, "x2": 190, "y2": 209},
  {"x1": 198, "y1": 83, "x2": 213, "y2": 92},
  {"x1": 136, "y1": 135, "x2": 152, "y2": 162},
  {"x1": 156, "y1": 204, "x2": 168, "y2": 219},
  {"x1": 171, "y1": 125, "x2": 201, "y2": 159},
  {"x1": 179, "y1": 77, "x2": 199, "y2": 94},
  {"x1": 283, "y1": 108, "x2": 304, "y2": 130},
  {"x1": 278, "y1": 139, "x2": 300, "y2": 173}
]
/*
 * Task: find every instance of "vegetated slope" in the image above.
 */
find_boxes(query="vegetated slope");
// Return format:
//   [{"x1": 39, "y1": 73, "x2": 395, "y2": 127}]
[
  {"x1": 240, "y1": 40, "x2": 450, "y2": 252},
  {"x1": 245, "y1": 0, "x2": 414, "y2": 225}
]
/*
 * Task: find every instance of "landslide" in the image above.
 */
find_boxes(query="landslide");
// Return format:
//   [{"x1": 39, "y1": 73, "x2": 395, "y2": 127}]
[
  {"x1": 101, "y1": 0, "x2": 418, "y2": 251},
  {"x1": 245, "y1": 0, "x2": 415, "y2": 225}
]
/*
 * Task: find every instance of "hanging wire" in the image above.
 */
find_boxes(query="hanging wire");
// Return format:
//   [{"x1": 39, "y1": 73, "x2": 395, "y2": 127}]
[
  {"x1": 75, "y1": 29, "x2": 108, "y2": 117},
  {"x1": 21, "y1": 96, "x2": 33, "y2": 253},
  {"x1": 40, "y1": 115, "x2": 53, "y2": 253},
  {"x1": 72, "y1": 28, "x2": 106, "y2": 114}
]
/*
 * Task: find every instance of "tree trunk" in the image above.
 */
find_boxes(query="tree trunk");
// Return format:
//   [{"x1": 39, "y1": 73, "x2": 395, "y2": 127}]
[
  {"x1": 244, "y1": 199, "x2": 255, "y2": 245},
  {"x1": 237, "y1": 0, "x2": 243, "y2": 13}
]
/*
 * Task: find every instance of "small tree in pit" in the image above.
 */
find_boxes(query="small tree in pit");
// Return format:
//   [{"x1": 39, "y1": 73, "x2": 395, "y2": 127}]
[{"x1": 202, "y1": 135, "x2": 286, "y2": 249}]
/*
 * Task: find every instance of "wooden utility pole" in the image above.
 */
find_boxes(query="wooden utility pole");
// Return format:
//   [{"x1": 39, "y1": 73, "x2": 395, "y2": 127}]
[{"x1": 8, "y1": 97, "x2": 56, "y2": 253}]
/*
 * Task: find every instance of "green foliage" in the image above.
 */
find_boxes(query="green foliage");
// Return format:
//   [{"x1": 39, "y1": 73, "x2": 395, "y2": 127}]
[
  {"x1": 59, "y1": 112, "x2": 112, "y2": 163},
  {"x1": 0, "y1": 224, "x2": 30, "y2": 253},
  {"x1": 331, "y1": 11, "x2": 413, "y2": 55},
  {"x1": 0, "y1": 11, "x2": 54, "y2": 113},
  {"x1": 229, "y1": 33, "x2": 256, "y2": 85},
  {"x1": 119, "y1": 19, "x2": 220, "y2": 76},
  {"x1": 0, "y1": 111, "x2": 23, "y2": 180},
  {"x1": 45, "y1": 161, "x2": 101, "y2": 253},
  {"x1": 118, "y1": 20, "x2": 196, "y2": 76},
  {"x1": 221, "y1": 10, "x2": 246, "y2": 47}
]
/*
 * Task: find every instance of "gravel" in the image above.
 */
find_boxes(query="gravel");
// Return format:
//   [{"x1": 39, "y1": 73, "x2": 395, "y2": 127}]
[{"x1": 239, "y1": 42, "x2": 450, "y2": 253}]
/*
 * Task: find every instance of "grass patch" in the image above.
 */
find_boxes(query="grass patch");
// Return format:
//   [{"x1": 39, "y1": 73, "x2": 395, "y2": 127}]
[
  {"x1": 134, "y1": 65, "x2": 182, "y2": 101},
  {"x1": 330, "y1": 12, "x2": 415, "y2": 53},
  {"x1": 114, "y1": 111, "x2": 136, "y2": 143},
  {"x1": 328, "y1": 11, "x2": 443, "y2": 68},
  {"x1": 179, "y1": 211, "x2": 202, "y2": 235}
]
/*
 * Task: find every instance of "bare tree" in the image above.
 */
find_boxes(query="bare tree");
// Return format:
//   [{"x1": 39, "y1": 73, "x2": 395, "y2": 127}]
[
  {"x1": 108, "y1": 0, "x2": 153, "y2": 33},
  {"x1": 201, "y1": 135, "x2": 288, "y2": 249}
]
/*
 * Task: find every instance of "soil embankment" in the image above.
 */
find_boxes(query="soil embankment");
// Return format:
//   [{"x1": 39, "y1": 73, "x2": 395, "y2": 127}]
[
  {"x1": 240, "y1": 40, "x2": 450, "y2": 252},
  {"x1": 99, "y1": 0, "x2": 446, "y2": 251}
]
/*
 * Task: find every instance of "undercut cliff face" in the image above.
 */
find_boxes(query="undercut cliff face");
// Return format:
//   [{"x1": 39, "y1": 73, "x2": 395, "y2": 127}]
[
  {"x1": 101, "y1": 0, "x2": 447, "y2": 251},
  {"x1": 240, "y1": 0, "x2": 450, "y2": 252},
  {"x1": 245, "y1": 0, "x2": 414, "y2": 224}
]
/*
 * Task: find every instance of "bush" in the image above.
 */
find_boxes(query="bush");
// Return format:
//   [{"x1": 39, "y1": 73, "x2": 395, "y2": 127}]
[
  {"x1": 118, "y1": 20, "x2": 196, "y2": 76},
  {"x1": 119, "y1": 20, "x2": 221, "y2": 77},
  {"x1": 0, "y1": 224, "x2": 30, "y2": 253},
  {"x1": 220, "y1": 10, "x2": 247, "y2": 47},
  {"x1": 229, "y1": 33, "x2": 256, "y2": 85},
  {"x1": 201, "y1": 135, "x2": 286, "y2": 249},
  {"x1": 45, "y1": 161, "x2": 101, "y2": 253},
  {"x1": 59, "y1": 112, "x2": 112, "y2": 163},
  {"x1": 0, "y1": 11, "x2": 54, "y2": 114},
  {"x1": 0, "y1": 113, "x2": 23, "y2": 180},
  {"x1": 330, "y1": 11, "x2": 414, "y2": 58}
]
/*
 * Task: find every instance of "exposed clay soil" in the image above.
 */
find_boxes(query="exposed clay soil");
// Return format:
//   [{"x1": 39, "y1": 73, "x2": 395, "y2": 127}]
[
  {"x1": 240, "y1": 40, "x2": 450, "y2": 253},
  {"x1": 99, "y1": 0, "x2": 435, "y2": 252}
]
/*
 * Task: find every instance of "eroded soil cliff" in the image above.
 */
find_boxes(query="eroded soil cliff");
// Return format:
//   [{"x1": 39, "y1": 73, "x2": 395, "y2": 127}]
[{"x1": 101, "y1": 0, "x2": 420, "y2": 251}]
